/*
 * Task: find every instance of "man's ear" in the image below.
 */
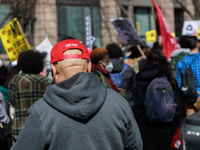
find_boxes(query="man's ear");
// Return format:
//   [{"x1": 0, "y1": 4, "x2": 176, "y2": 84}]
[
  {"x1": 197, "y1": 42, "x2": 200, "y2": 48},
  {"x1": 51, "y1": 64, "x2": 58, "y2": 79},
  {"x1": 87, "y1": 62, "x2": 91, "y2": 72}
]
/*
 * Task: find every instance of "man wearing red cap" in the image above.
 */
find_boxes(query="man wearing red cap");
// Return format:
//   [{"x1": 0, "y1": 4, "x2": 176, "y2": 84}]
[{"x1": 11, "y1": 39, "x2": 142, "y2": 150}]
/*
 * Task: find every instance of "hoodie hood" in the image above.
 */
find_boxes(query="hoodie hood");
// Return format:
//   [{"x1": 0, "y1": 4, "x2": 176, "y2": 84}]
[
  {"x1": 110, "y1": 58, "x2": 124, "y2": 73},
  {"x1": 43, "y1": 72, "x2": 107, "y2": 121}
]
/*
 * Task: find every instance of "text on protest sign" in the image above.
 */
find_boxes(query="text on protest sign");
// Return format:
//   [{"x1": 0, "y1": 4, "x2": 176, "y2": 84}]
[
  {"x1": 0, "y1": 18, "x2": 31, "y2": 62},
  {"x1": 110, "y1": 18, "x2": 145, "y2": 46}
]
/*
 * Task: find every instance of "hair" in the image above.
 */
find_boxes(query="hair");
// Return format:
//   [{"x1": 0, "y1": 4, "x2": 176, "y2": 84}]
[
  {"x1": 152, "y1": 41, "x2": 163, "y2": 50},
  {"x1": 0, "y1": 66, "x2": 8, "y2": 86},
  {"x1": 186, "y1": 36, "x2": 199, "y2": 50},
  {"x1": 140, "y1": 49, "x2": 176, "y2": 89},
  {"x1": 90, "y1": 48, "x2": 108, "y2": 65},
  {"x1": 127, "y1": 46, "x2": 142, "y2": 58},
  {"x1": 60, "y1": 35, "x2": 75, "y2": 41},
  {"x1": 143, "y1": 46, "x2": 151, "y2": 57},
  {"x1": 106, "y1": 43, "x2": 122, "y2": 59},
  {"x1": 18, "y1": 50, "x2": 44, "y2": 74},
  {"x1": 179, "y1": 35, "x2": 190, "y2": 48},
  {"x1": 4, "y1": 64, "x2": 21, "y2": 88}
]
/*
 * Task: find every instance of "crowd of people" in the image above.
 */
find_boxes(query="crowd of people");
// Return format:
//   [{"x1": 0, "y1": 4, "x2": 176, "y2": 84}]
[{"x1": 0, "y1": 35, "x2": 199, "y2": 150}]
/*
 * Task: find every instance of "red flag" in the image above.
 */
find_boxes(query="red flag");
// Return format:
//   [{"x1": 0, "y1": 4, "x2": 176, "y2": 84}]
[{"x1": 152, "y1": 0, "x2": 177, "y2": 60}]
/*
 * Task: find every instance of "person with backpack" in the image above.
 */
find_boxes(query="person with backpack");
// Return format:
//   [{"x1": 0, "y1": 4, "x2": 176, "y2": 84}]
[
  {"x1": 132, "y1": 49, "x2": 182, "y2": 150},
  {"x1": 106, "y1": 43, "x2": 136, "y2": 106},
  {"x1": 176, "y1": 36, "x2": 200, "y2": 117}
]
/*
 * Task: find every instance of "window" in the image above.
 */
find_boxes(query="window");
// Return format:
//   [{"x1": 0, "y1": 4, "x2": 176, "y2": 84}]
[
  {"x1": 57, "y1": 1, "x2": 101, "y2": 48},
  {"x1": 174, "y1": 8, "x2": 183, "y2": 38},
  {"x1": 0, "y1": 4, "x2": 11, "y2": 54},
  {"x1": 121, "y1": 7, "x2": 155, "y2": 43},
  {"x1": 134, "y1": 8, "x2": 155, "y2": 42}
]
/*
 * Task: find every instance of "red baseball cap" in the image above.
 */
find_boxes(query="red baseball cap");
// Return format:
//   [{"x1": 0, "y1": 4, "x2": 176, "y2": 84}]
[{"x1": 51, "y1": 39, "x2": 90, "y2": 64}]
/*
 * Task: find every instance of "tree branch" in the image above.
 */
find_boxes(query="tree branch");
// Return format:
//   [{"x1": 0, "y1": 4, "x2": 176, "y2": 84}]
[
  {"x1": 0, "y1": 12, "x2": 12, "y2": 27},
  {"x1": 173, "y1": 0, "x2": 195, "y2": 20},
  {"x1": 191, "y1": 0, "x2": 200, "y2": 19},
  {"x1": 115, "y1": 0, "x2": 128, "y2": 16}
]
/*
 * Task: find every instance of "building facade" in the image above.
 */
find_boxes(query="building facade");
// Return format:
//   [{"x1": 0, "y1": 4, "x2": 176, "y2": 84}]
[{"x1": 0, "y1": 0, "x2": 198, "y2": 58}]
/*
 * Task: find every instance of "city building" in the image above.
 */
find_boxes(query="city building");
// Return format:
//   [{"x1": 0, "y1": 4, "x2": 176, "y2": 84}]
[{"x1": 0, "y1": 0, "x2": 197, "y2": 59}]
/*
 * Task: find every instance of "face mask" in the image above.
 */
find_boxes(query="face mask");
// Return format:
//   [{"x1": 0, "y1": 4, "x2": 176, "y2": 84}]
[
  {"x1": 100, "y1": 61, "x2": 113, "y2": 72},
  {"x1": 124, "y1": 52, "x2": 132, "y2": 59}
]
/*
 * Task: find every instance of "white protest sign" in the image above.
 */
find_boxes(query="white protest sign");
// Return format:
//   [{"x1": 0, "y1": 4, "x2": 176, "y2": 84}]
[
  {"x1": 110, "y1": 18, "x2": 145, "y2": 46},
  {"x1": 36, "y1": 37, "x2": 53, "y2": 70},
  {"x1": 85, "y1": 16, "x2": 95, "y2": 50},
  {"x1": 182, "y1": 20, "x2": 200, "y2": 36}
]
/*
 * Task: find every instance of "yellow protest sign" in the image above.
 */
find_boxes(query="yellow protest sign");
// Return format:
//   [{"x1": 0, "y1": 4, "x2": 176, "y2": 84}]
[
  {"x1": 145, "y1": 30, "x2": 175, "y2": 43},
  {"x1": 136, "y1": 22, "x2": 140, "y2": 36},
  {"x1": 197, "y1": 27, "x2": 200, "y2": 38},
  {"x1": 145, "y1": 30, "x2": 156, "y2": 43},
  {"x1": 0, "y1": 18, "x2": 31, "y2": 62}
]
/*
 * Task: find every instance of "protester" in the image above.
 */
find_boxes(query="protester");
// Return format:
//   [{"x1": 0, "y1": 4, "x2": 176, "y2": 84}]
[
  {"x1": 176, "y1": 36, "x2": 200, "y2": 117},
  {"x1": 10, "y1": 39, "x2": 143, "y2": 150},
  {"x1": 4, "y1": 64, "x2": 21, "y2": 89},
  {"x1": 124, "y1": 45, "x2": 145, "y2": 73},
  {"x1": 106, "y1": 43, "x2": 135, "y2": 106},
  {"x1": 90, "y1": 47, "x2": 127, "y2": 99},
  {"x1": 8, "y1": 50, "x2": 51, "y2": 141},
  {"x1": 170, "y1": 35, "x2": 190, "y2": 78},
  {"x1": 132, "y1": 49, "x2": 182, "y2": 150},
  {"x1": 0, "y1": 66, "x2": 11, "y2": 149}
]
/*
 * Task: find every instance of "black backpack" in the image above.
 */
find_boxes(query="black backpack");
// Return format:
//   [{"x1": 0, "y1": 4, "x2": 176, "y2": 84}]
[{"x1": 181, "y1": 56, "x2": 199, "y2": 103}]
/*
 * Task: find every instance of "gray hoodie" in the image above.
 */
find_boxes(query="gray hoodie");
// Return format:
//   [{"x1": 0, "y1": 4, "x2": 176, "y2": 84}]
[{"x1": 11, "y1": 72, "x2": 142, "y2": 150}]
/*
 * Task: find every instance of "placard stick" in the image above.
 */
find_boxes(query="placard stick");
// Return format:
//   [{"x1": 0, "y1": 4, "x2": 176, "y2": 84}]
[{"x1": 136, "y1": 45, "x2": 146, "y2": 59}]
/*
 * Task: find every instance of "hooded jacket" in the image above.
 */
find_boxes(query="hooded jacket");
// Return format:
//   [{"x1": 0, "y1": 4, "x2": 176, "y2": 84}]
[
  {"x1": 11, "y1": 72, "x2": 142, "y2": 150},
  {"x1": 132, "y1": 66, "x2": 182, "y2": 150},
  {"x1": 110, "y1": 58, "x2": 135, "y2": 106}
]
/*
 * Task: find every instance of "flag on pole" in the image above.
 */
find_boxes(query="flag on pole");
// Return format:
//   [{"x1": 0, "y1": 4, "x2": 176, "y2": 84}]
[{"x1": 152, "y1": 0, "x2": 177, "y2": 60}]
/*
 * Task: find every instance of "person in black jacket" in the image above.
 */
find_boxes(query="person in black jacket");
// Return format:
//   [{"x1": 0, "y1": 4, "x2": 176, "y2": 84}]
[
  {"x1": 132, "y1": 49, "x2": 182, "y2": 150},
  {"x1": 106, "y1": 43, "x2": 136, "y2": 106}
]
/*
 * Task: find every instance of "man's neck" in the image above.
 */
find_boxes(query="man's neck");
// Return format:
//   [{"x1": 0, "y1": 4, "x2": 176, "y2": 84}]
[{"x1": 190, "y1": 48, "x2": 199, "y2": 54}]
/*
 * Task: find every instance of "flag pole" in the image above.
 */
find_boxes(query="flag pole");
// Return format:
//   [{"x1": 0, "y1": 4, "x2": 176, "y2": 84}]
[{"x1": 151, "y1": 0, "x2": 156, "y2": 30}]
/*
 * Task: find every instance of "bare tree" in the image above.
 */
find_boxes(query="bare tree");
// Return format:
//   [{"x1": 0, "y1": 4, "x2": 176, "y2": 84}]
[
  {"x1": 173, "y1": 0, "x2": 200, "y2": 20},
  {"x1": 0, "y1": 0, "x2": 37, "y2": 47},
  {"x1": 115, "y1": 0, "x2": 134, "y2": 24}
]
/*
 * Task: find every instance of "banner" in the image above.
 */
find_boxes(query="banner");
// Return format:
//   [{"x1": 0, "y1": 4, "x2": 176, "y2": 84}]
[
  {"x1": 85, "y1": 16, "x2": 95, "y2": 50},
  {"x1": 0, "y1": 18, "x2": 31, "y2": 62},
  {"x1": 110, "y1": 18, "x2": 145, "y2": 46},
  {"x1": 153, "y1": 0, "x2": 177, "y2": 60}
]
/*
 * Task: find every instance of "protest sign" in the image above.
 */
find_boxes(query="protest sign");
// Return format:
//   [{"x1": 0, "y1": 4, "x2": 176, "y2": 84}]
[
  {"x1": 0, "y1": 18, "x2": 31, "y2": 62},
  {"x1": 182, "y1": 20, "x2": 200, "y2": 36},
  {"x1": 145, "y1": 30, "x2": 156, "y2": 44},
  {"x1": 145, "y1": 30, "x2": 175, "y2": 44},
  {"x1": 110, "y1": 18, "x2": 145, "y2": 46},
  {"x1": 85, "y1": 16, "x2": 95, "y2": 50},
  {"x1": 36, "y1": 37, "x2": 53, "y2": 68},
  {"x1": 136, "y1": 22, "x2": 140, "y2": 36}
]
